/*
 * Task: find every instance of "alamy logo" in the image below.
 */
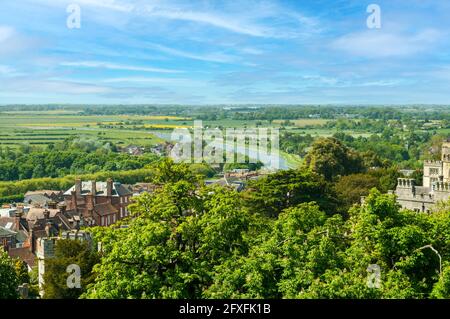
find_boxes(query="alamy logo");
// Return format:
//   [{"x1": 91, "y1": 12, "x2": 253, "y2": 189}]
[
  {"x1": 366, "y1": 4, "x2": 381, "y2": 29},
  {"x1": 66, "y1": 264, "x2": 81, "y2": 289},
  {"x1": 366, "y1": 264, "x2": 381, "y2": 288},
  {"x1": 170, "y1": 121, "x2": 280, "y2": 169},
  {"x1": 66, "y1": 4, "x2": 81, "y2": 29}
]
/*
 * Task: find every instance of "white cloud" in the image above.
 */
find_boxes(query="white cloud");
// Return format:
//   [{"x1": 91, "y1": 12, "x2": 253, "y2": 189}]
[
  {"x1": 140, "y1": 3, "x2": 320, "y2": 39},
  {"x1": 331, "y1": 29, "x2": 442, "y2": 58},
  {"x1": 147, "y1": 43, "x2": 237, "y2": 63},
  {"x1": 28, "y1": 0, "x2": 133, "y2": 12},
  {"x1": 142, "y1": 6, "x2": 272, "y2": 38},
  {"x1": 0, "y1": 78, "x2": 111, "y2": 94},
  {"x1": 60, "y1": 61, "x2": 182, "y2": 73},
  {"x1": 0, "y1": 25, "x2": 37, "y2": 56},
  {"x1": 0, "y1": 26, "x2": 15, "y2": 43},
  {"x1": 102, "y1": 76, "x2": 201, "y2": 86},
  {"x1": 0, "y1": 65, "x2": 16, "y2": 75},
  {"x1": 34, "y1": 0, "x2": 317, "y2": 38}
]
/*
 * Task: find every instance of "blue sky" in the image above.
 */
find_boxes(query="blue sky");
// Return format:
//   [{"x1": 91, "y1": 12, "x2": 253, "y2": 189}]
[{"x1": 1, "y1": 0, "x2": 450, "y2": 105}]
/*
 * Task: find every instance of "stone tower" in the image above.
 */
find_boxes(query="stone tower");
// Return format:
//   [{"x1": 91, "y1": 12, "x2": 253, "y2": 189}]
[{"x1": 442, "y1": 141, "x2": 450, "y2": 183}]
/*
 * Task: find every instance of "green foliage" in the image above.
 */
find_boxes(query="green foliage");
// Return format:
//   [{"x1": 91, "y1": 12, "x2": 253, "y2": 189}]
[
  {"x1": 244, "y1": 169, "x2": 338, "y2": 218},
  {"x1": 304, "y1": 137, "x2": 365, "y2": 181},
  {"x1": 334, "y1": 174, "x2": 380, "y2": 212},
  {"x1": 0, "y1": 168, "x2": 154, "y2": 198},
  {"x1": 82, "y1": 182, "x2": 251, "y2": 299},
  {"x1": 0, "y1": 249, "x2": 19, "y2": 299},
  {"x1": 0, "y1": 143, "x2": 159, "y2": 181},
  {"x1": 43, "y1": 240, "x2": 99, "y2": 299},
  {"x1": 78, "y1": 164, "x2": 450, "y2": 299},
  {"x1": 14, "y1": 259, "x2": 30, "y2": 285}
]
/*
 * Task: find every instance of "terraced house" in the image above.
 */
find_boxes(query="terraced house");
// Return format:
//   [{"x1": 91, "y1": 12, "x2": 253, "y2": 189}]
[{"x1": 63, "y1": 178, "x2": 133, "y2": 227}]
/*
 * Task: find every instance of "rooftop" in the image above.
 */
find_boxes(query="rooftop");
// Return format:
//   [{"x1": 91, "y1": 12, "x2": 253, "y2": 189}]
[{"x1": 64, "y1": 181, "x2": 132, "y2": 197}]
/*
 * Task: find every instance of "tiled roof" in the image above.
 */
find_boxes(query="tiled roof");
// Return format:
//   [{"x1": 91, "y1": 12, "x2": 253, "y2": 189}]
[
  {"x1": 94, "y1": 203, "x2": 118, "y2": 217},
  {"x1": 0, "y1": 226, "x2": 16, "y2": 237},
  {"x1": 25, "y1": 208, "x2": 59, "y2": 222},
  {"x1": 8, "y1": 248, "x2": 36, "y2": 268},
  {"x1": 24, "y1": 194, "x2": 54, "y2": 205},
  {"x1": 24, "y1": 190, "x2": 61, "y2": 196}
]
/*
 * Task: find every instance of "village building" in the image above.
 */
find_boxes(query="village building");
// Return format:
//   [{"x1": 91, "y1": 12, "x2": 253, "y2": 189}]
[
  {"x1": 121, "y1": 145, "x2": 145, "y2": 156},
  {"x1": 24, "y1": 190, "x2": 64, "y2": 207},
  {"x1": 63, "y1": 178, "x2": 133, "y2": 227},
  {"x1": 0, "y1": 178, "x2": 132, "y2": 280}
]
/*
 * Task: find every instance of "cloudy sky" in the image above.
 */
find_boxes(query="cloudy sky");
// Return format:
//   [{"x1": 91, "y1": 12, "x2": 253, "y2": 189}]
[{"x1": 1, "y1": 0, "x2": 450, "y2": 104}]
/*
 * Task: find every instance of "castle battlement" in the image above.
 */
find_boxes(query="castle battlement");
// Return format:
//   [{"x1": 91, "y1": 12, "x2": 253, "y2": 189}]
[
  {"x1": 394, "y1": 140, "x2": 450, "y2": 213},
  {"x1": 433, "y1": 182, "x2": 450, "y2": 192},
  {"x1": 424, "y1": 160, "x2": 443, "y2": 166},
  {"x1": 397, "y1": 178, "x2": 415, "y2": 188}
]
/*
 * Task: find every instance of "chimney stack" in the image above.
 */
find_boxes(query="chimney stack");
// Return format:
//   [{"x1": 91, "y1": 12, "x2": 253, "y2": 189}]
[
  {"x1": 59, "y1": 203, "x2": 66, "y2": 214},
  {"x1": 91, "y1": 181, "x2": 97, "y2": 205},
  {"x1": 43, "y1": 209, "x2": 50, "y2": 220},
  {"x1": 91, "y1": 180, "x2": 97, "y2": 195},
  {"x1": 45, "y1": 222, "x2": 52, "y2": 237},
  {"x1": 14, "y1": 210, "x2": 22, "y2": 231},
  {"x1": 75, "y1": 178, "x2": 82, "y2": 197},
  {"x1": 87, "y1": 194, "x2": 94, "y2": 210},
  {"x1": 71, "y1": 191, "x2": 78, "y2": 211},
  {"x1": 106, "y1": 178, "x2": 113, "y2": 197}
]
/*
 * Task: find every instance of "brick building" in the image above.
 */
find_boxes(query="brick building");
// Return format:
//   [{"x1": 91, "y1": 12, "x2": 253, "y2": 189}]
[{"x1": 63, "y1": 178, "x2": 132, "y2": 227}]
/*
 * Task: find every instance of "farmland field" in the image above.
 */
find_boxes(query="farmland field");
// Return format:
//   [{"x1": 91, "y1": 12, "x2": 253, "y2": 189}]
[{"x1": 0, "y1": 110, "x2": 376, "y2": 169}]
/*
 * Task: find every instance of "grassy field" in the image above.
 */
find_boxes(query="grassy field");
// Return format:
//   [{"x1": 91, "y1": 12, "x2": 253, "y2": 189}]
[
  {"x1": 0, "y1": 126, "x2": 162, "y2": 149},
  {"x1": 273, "y1": 119, "x2": 331, "y2": 127},
  {"x1": 0, "y1": 111, "x2": 375, "y2": 165}
]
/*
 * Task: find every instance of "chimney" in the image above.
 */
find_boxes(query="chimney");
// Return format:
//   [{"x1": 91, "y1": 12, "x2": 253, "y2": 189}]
[
  {"x1": 91, "y1": 180, "x2": 97, "y2": 195},
  {"x1": 106, "y1": 178, "x2": 113, "y2": 197},
  {"x1": 59, "y1": 203, "x2": 66, "y2": 214},
  {"x1": 91, "y1": 181, "x2": 97, "y2": 205},
  {"x1": 48, "y1": 201, "x2": 57, "y2": 209},
  {"x1": 43, "y1": 209, "x2": 50, "y2": 220},
  {"x1": 29, "y1": 229, "x2": 34, "y2": 252},
  {"x1": 45, "y1": 222, "x2": 52, "y2": 237},
  {"x1": 87, "y1": 194, "x2": 94, "y2": 210},
  {"x1": 71, "y1": 191, "x2": 78, "y2": 211},
  {"x1": 14, "y1": 210, "x2": 22, "y2": 231},
  {"x1": 75, "y1": 178, "x2": 82, "y2": 197}
]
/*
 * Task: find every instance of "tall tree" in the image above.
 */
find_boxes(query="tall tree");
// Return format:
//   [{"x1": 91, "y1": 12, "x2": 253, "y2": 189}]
[
  {"x1": 43, "y1": 239, "x2": 99, "y2": 299},
  {"x1": 304, "y1": 137, "x2": 364, "y2": 181},
  {"x1": 0, "y1": 249, "x2": 19, "y2": 299}
]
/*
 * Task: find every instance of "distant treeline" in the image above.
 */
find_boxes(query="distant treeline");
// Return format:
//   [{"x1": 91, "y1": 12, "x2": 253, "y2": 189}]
[
  {"x1": 0, "y1": 168, "x2": 155, "y2": 198},
  {"x1": 2, "y1": 105, "x2": 450, "y2": 121}
]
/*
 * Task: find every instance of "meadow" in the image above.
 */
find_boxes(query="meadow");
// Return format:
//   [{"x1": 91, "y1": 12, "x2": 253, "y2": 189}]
[
  {"x1": 4, "y1": 108, "x2": 444, "y2": 172},
  {"x1": 0, "y1": 111, "x2": 374, "y2": 149}
]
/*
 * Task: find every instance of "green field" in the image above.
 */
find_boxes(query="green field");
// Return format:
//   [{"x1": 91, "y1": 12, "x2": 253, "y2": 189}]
[{"x1": 0, "y1": 111, "x2": 374, "y2": 160}]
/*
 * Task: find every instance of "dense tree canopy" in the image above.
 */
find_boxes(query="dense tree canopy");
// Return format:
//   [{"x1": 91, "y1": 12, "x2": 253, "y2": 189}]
[
  {"x1": 0, "y1": 249, "x2": 19, "y2": 299},
  {"x1": 75, "y1": 161, "x2": 450, "y2": 299},
  {"x1": 304, "y1": 137, "x2": 365, "y2": 181},
  {"x1": 43, "y1": 239, "x2": 99, "y2": 299}
]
